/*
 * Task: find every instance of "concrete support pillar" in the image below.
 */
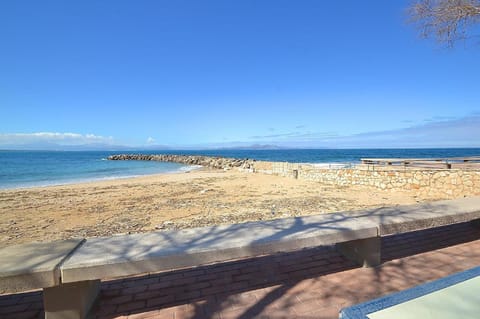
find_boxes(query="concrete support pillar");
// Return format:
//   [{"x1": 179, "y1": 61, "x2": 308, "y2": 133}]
[
  {"x1": 44, "y1": 280, "x2": 100, "y2": 319},
  {"x1": 336, "y1": 236, "x2": 381, "y2": 268}
]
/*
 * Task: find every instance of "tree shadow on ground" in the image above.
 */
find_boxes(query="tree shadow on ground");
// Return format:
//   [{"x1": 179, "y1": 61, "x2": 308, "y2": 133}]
[
  {"x1": 2, "y1": 206, "x2": 480, "y2": 319},
  {"x1": 88, "y1": 221, "x2": 480, "y2": 319}
]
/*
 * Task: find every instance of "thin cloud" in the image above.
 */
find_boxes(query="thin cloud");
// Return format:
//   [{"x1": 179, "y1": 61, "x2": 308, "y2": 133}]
[
  {"x1": 423, "y1": 116, "x2": 457, "y2": 123},
  {"x1": 327, "y1": 114, "x2": 480, "y2": 148},
  {"x1": 244, "y1": 114, "x2": 480, "y2": 148},
  {"x1": 293, "y1": 132, "x2": 339, "y2": 139},
  {"x1": 0, "y1": 132, "x2": 114, "y2": 146},
  {"x1": 250, "y1": 132, "x2": 302, "y2": 139},
  {"x1": 146, "y1": 137, "x2": 156, "y2": 144},
  {"x1": 250, "y1": 130, "x2": 338, "y2": 140}
]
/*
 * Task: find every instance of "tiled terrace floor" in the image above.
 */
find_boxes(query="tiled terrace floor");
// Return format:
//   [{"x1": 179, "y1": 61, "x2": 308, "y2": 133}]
[{"x1": 2, "y1": 222, "x2": 480, "y2": 319}]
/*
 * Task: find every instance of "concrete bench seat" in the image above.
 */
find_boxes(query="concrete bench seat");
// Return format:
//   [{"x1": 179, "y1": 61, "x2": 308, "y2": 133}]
[
  {"x1": 60, "y1": 213, "x2": 378, "y2": 283},
  {"x1": 1, "y1": 197, "x2": 479, "y2": 319}
]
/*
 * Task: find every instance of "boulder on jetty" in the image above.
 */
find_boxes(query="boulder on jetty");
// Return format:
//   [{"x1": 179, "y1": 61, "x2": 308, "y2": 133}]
[{"x1": 107, "y1": 154, "x2": 256, "y2": 170}]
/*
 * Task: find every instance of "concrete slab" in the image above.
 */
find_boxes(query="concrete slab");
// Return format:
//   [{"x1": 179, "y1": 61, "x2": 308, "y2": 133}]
[
  {"x1": 367, "y1": 276, "x2": 480, "y2": 319},
  {"x1": 61, "y1": 213, "x2": 378, "y2": 282},
  {"x1": 340, "y1": 266, "x2": 480, "y2": 319},
  {"x1": 346, "y1": 196, "x2": 480, "y2": 236},
  {"x1": 0, "y1": 239, "x2": 84, "y2": 293}
]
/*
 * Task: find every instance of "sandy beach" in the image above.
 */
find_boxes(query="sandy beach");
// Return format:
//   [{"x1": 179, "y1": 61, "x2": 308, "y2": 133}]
[{"x1": 0, "y1": 168, "x2": 449, "y2": 247}]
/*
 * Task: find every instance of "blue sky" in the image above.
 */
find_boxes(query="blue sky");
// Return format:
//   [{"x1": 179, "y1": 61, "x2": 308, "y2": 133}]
[{"x1": 1, "y1": 1, "x2": 479, "y2": 149}]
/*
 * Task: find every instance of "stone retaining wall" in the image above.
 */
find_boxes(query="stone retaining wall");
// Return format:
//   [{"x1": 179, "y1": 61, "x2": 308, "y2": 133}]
[{"x1": 267, "y1": 162, "x2": 480, "y2": 199}]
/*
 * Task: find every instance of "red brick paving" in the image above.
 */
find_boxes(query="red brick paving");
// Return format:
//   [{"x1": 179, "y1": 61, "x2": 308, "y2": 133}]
[{"x1": 1, "y1": 221, "x2": 479, "y2": 319}]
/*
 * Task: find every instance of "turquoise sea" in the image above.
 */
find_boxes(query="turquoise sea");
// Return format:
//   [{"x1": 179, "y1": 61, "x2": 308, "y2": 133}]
[{"x1": 1, "y1": 148, "x2": 479, "y2": 189}]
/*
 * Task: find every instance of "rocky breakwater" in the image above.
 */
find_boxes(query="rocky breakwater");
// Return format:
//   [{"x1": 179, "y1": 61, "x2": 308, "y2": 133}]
[{"x1": 108, "y1": 154, "x2": 257, "y2": 170}]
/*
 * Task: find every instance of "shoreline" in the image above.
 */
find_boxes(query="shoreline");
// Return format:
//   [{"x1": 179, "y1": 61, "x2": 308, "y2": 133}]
[
  {"x1": 0, "y1": 164, "x2": 204, "y2": 191},
  {"x1": 0, "y1": 160, "x2": 355, "y2": 191},
  {"x1": 3, "y1": 150, "x2": 478, "y2": 191},
  {"x1": 0, "y1": 159, "x2": 354, "y2": 192}
]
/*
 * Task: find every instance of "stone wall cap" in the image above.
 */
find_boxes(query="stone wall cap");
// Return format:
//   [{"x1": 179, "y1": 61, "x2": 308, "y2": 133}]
[
  {"x1": 345, "y1": 196, "x2": 480, "y2": 235},
  {"x1": 61, "y1": 214, "x2": 378, "y2": 282},
  {"x1": 0, "y1": 238, "x2": 83, "y2": 293}
]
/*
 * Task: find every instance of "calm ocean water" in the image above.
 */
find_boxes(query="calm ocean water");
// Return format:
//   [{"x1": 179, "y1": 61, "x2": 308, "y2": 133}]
[
  {"x1": 0, "y1": 151, "x2": 190, "y2": 189},
  {"x1": 1, "y1": 148, "x2": 479, "y2": 189}
]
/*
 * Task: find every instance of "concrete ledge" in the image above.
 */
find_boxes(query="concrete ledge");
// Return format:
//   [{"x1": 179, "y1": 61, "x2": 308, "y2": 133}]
[
  {"x1": 0, "y1": 239, "x2": 84, "y2": 293},
  {"x1": 61, "y1": 213, "x2": 378, "y2": 282},
  {"x1": 346, "y1": 197, "x2": 480, "y2": 236},
  {"x1": 60, "y1": 197, "x2": 480, "y2": 281}
]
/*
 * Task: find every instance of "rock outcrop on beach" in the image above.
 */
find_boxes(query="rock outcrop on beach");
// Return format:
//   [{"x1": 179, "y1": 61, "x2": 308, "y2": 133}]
[{"x1": 108, "y1": 154, "x2": 256, "y2": 170}]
